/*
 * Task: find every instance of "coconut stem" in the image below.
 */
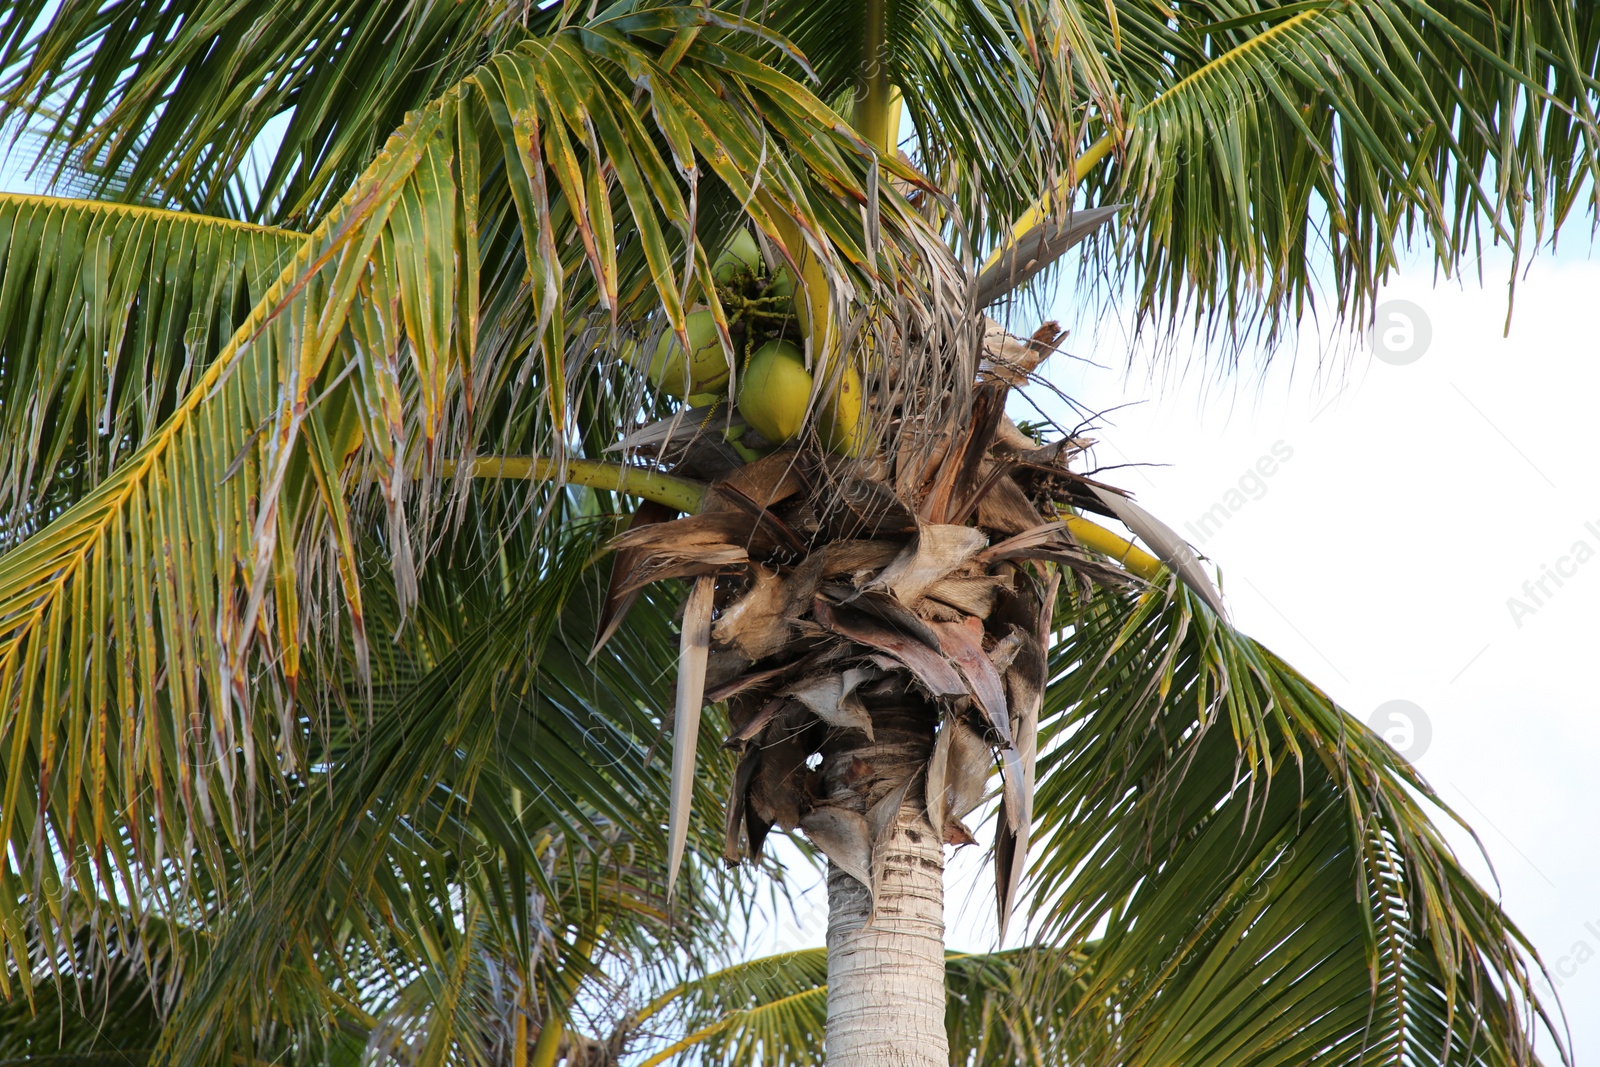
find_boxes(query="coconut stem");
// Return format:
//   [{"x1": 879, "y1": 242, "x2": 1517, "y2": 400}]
[
  {"x1": 452, "y1": 456, "x2": 705, "y2": 513},
  {"x1": 978, "y1": 132, "x2": 1116, "y2": 279},
  {"x1": 1062, "y1": 514, "x2": 1162, "y2": 581}
]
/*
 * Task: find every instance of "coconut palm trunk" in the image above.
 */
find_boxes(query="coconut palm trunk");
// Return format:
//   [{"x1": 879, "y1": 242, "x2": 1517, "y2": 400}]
[
  {"x1": 821, "y1": 701, "x2": 946, "y2": 1067},
  {"x1": 825, "y1": 815, "x2": 947, "y2": 1067}
]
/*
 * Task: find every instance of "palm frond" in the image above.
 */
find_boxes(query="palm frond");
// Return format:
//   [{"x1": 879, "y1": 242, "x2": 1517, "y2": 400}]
[
  {"x1": 761, "y1": 0, "x2": 1110, "y2": 254},
  {"x1": 635, "y1": 949, "x2": 829, "y2": 1067},
  {"x1": 0, "y1": 891, "x2": 373, "y2": 1066},
  {"x1": 0, "y1": 0, "x2": 559, "y2": 223},
  {"x1": 1027, "y1": 578, "x2": 1561, "y2": 1067},
  {"x1": 153, "y1": 513, "x2": 742, "y2": 1064},
  {"x1": 0, "y1": 194, "x2": 306, "y2": 536},
  {"x1": 0, "y1": 935, "x2": 163, "y2": 1064},
  {"x1": 1055, "y1": 0, "x2": 1600, "y2": 343},
  {"x1": 0, "y1": 0, "x2": 1103, "y2": 257},
  {"x1": 2, "y1": 509, "x2": 737, "y2": 1064},
  {"x1": 633, "y1": 944, "x2": 1094, "y2": 1066},
  {"x1": 0, "y1": 7, "x2": 960, "y2": 994}
]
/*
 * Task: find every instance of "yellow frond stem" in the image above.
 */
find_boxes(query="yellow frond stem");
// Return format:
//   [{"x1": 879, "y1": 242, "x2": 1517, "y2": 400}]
[
  {"x1": 527, "y1": 1017, "x2": 563, "y2": 1067},
  {"x1": 635, "y1": 1017, "x2": 739, "y2": 1067},
  {"x1": 0, "y1": 191, "x2": 303, "y2": 237},
  {"x1": 979, "y1": 132, "x2": 1114, "y2": 277},
  {"x1": 1062, "y1": 515, "x2": 1162, "y2": 581},
  {"x1": 454, "y1": 456, "x2": 706, "y2": 514},
  {"x1": 758, "y1": 195, "x2": 837, "y2": 385},
  {"x1": 853, "y1": 0, "x2": 896, "y2": 153}
]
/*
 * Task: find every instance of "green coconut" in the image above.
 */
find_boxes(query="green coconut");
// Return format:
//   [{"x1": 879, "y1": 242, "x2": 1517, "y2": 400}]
[
  {"x1": 818, "y1": 360, "x2": 866, "y2": 455},
  {"x1": 625, "y1": 308, "x2": 731, "y2": 397},
  {"x1": 713, "y1": 229, "x2": 763, "y2": 284},
  {"x1": 738, "y1": 340, "x2": 813, "y2": 444}
]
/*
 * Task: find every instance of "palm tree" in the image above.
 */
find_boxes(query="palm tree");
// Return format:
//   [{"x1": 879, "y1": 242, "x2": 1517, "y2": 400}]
[{"x1": 0, "y1": 1, "x2": 1594, "y2": 1064}]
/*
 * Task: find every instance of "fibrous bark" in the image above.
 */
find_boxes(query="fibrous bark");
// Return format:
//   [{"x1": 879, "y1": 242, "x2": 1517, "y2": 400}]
[
  {"x1": 601, "y1": 378, "x2": 1163, "y2": 1063},
  {"x1": 818, "y1": 695, "x2": 947, "y2": 1067}
]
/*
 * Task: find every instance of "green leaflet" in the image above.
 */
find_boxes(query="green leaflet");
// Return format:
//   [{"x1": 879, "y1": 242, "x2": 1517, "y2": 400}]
[{"x1": 1027, "y1": 580, "x2": 1554, "y2": 1067}]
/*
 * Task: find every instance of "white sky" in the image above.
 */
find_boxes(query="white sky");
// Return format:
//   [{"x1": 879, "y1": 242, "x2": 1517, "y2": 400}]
[{"x1": 6, "y1": 138, "x2": 1594, "y2": 1059}]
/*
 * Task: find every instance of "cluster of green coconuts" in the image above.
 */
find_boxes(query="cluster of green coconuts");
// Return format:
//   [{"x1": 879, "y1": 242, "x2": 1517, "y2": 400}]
[{"x1": 622, "y1": 229, "x2": 863, "y2": 455}]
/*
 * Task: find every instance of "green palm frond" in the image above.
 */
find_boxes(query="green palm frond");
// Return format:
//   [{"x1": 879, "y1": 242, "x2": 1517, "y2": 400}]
[
  {"x1": 942, "y1": 947, "x2": 1097, "y2": 1065},
  {"x1": 1027, "y1": 578, "x2": 1560, "y2": 1067},
  {"x1": 633, "y1": 949, "x2": 830, "y2": 1066},
  {"x1": 3, "y1": 513, "x2": 737, "y2": 1064},
  {"x1": 0, "y1": 937, "x2": 163, "y2": 1064},
  {"x1": 0, "y1": 194, "x2": 305, "y2": 534},
  {"x1": 154, "y1": 517, "x2": 740, "y2": 1064},
  {"x1": 10, "y1": 0, "x2": 1595, "y2": 345},
  {"x1": 1060, "y1": 0, "x2": 1600, "y2": 341},
  {"x1": 0, "y1": 7, "x2": 956, "y2": 995},
  {"x1": 0, "y1": 892, "x2": 373, "y2": 1066},
  {"x1": 0, "y1": 0, "x2": 559, "y2": 224},
  {"x1": 0, "y1": 0, "x2": 1098, "y2": 254},
  {"x1": 760, "y1": 0, "x2": 1107, "y2": 254}
]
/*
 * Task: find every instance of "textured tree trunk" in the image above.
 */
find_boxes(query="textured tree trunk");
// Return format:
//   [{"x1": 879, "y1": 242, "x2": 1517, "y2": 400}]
[
  {"x1": 825, "y1": 807, "x2": 947, "y2": 1066},
  {"x1": 821, "y1": 701, "x2": 948, "y2": 1067}
]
